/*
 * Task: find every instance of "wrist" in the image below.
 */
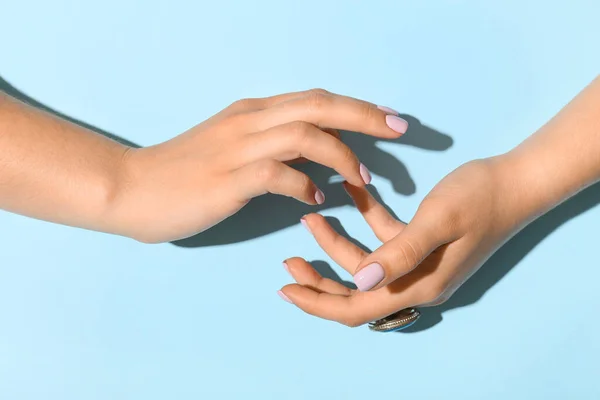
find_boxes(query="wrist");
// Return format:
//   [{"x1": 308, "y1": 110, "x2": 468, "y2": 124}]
[
  {"x1": 493, "y1": 76, "x2": 600, "y2": 229},
  {"x1": 101, "y1": 146, "x2": 143, "y2": 240},
  {"x1": 490, "y1": 147, "x2": 589, "y2": 231}
]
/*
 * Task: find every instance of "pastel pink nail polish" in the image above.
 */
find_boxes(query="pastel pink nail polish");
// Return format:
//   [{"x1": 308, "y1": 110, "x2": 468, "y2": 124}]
[
  {"x1": 278, "y1": 290, "x2": 293, "y2": 304},
  {"x1": 283, "y1": 261, "x2": 290, "y2": 274},
  {"x1": 377, "y1": 105, "x2": 399, "y2": 115},
  {"x1": 315, "y1": 189, "x2": 325, "y2": 205},
  {"x1": 359, "y1": 163, "x2": 372, "y2": 185},
  {"x1": 353, "y1": 263, "x2": 385, "y2": 291},
  {"x1": 385, "y1": 115, "x2": 409, "y2": 135},
  {"x1": 300, "y1": 217, "x2": 311, "y2": 233}
]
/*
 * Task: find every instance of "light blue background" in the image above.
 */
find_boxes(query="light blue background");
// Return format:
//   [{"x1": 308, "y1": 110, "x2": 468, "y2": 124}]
[{"x1": 1, "y1": 1, "x2": 599, "y2": 398}]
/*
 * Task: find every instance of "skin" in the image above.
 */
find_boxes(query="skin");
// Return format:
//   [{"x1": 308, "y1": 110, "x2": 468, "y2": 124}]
[
  {"x1": 0, "y1": 89, "x2": 406, "y2": 243},
  {"x1": 280, "y1": 75, "x2": 600, "y2": 327}
]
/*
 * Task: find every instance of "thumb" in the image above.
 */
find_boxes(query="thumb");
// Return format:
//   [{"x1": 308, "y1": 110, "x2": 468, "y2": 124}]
[{"x1": 352, "y1": 213, "x2": 448, "y2": 291}]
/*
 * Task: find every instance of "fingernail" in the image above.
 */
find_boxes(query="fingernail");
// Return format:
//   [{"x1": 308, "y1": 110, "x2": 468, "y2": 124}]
[
  {"x1": 359, "y1": 163, "x2": 372, "y2": 185},
  {"x1": 385, "y1": 115, "x2": 408, "y2": 135},
  {"x1": 278, "y1": 290, "x2": 293, "y2": 304},
  {"x1": 315, "y1": 189, "x2": 325, "y2": 205},
  {"x1": 377, "y1": 105, "x2": 399, "y2": 115},
  {"x1": 282, "y1": 261, "x2": 290, "y2": 274},
  {"x1": 300, "y1": 217, "x2": 311, "y2": 233},
  {"x1": 353, "y1": 263, "x2": 385, "y2": 291}
]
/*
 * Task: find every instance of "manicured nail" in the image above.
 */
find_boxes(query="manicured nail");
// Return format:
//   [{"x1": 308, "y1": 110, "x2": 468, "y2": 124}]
[
  {"x1": 377, "y1": 105, "x2": 399, "y2": 115},
  {"x1": 300, "y1": 217, "x2": 311, "y2": 233},
  {"x1": 282, "y1": 261, "x2": 290, "y2": 274},
  {"x1": 385, "y1": 115, "x2": 408, "y2": 134},
  {"x1": 315, "y1": 189, "x2": 325, "y2": 205},
  {"x1": 359, "y1": 163, "x2": 372, "y2": 185},
  {"x1": 278, "y1": 290, "x2": 293, "y2": 304},
  {"x1": 353, "y1": 263, "x2": 385, "y2": 291}
]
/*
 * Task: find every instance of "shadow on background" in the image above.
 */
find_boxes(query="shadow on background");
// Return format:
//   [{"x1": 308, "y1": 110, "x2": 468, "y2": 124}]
[
  {"x1": 0, "y1": 76, "x2": 139, "y2": 147},
  {"x1": 402, "y1": 181, "x2": 600, "y2": 332},
  {"x1": 173, "y1": 119, "x2": 453, "y2": 247},
  {"x1": 311, "y1": 259, "x2": 357, "y2": 290}
]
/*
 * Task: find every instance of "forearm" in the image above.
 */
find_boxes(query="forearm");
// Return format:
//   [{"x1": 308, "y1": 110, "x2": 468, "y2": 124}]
[
  {"x1": 497, "y1": 76, "x2": 600, "y2": 226},
  {"x1": 0, "y1": 92, "x2": 130, "y2": 232}
]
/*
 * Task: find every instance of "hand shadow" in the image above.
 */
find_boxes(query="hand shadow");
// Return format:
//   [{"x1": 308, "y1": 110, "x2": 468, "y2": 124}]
[
  {"x1": 400, "y1": 182, "x2": 600, "y2": 333},
  {"x1": 0, "y1": 76, "x2": 139, "y2": 148},
  {"x1": 310, "y1": 259, "x2": 357, "y2": 290},
  {"x1": 173, "y1": 118, "x2": 453, "y2": 247}
]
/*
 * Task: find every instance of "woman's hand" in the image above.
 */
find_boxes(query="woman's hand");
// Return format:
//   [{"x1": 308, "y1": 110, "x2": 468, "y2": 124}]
[
  {"x1": 279, "y1": 157, "x2": 528, "y2": 327},
  {"x1": 279, "y1": 76, "x2": 600, "y2": 327},
  {"x1": 109, "y1": 89, "x2": 408, "y2": 243}
]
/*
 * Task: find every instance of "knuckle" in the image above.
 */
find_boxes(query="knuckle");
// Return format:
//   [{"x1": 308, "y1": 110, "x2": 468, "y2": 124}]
[
  {"x1": 255, "y1": 160, "x2": 280, "y2": 183},
  {"x1": 228, "y1": 98, "x2": 255, "y2": 112},
  {"x1": 307, "y1": 88, "x2": 330, "y2": 96},
  {"x1": 298, "y1": 173, "x2": 312, "y2": 193},
  {"x1": 219, "y1": 112, "x2": 247, "y2": 130},
  {"x1": 360, "y1": 102, "x2": 375, "y2": 120},
  {"x1": 305, "y1": 91, "x2": 331, "y2": 112},
  {"x1": 287, "y1": 120, "x2": 313, "y2": 139},
  {"x1": 395, "y1": 239, "x2": 425, "y2": 270}
]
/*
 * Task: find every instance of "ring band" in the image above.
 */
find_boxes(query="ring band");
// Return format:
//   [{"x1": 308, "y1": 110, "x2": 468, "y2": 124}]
[{"x1": 368, "y1": 308, "x2": 420, "y2": 332}]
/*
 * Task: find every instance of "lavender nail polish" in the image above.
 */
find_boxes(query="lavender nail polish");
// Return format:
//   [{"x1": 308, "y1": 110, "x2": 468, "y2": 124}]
[
  {"x1": 377, "y1": 105, "x2": 399, "y2": 115},
  {"x1": 385, "y1": 115, "x2": 409, "y2": 135},
  {"x1": 278, "y1": 290, "x2": 293, "y2": 304},
  {"x1": 315, "y1": 189, "x2": 325, "y2": 205},
  {"x1": 359, "y1": 163, "x2": 372, "y2": 185},
  {"x1": 283, "y1": 261, "x2": 290, "y2": 274},
  {"x1": 354, "y1": 263, "x2": 385, "y2": 291}
]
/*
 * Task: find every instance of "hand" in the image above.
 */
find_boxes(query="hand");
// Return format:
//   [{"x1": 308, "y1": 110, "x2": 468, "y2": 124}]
[
  {"x1": 279, "y1": 157, "x2": 528, "y2": 327},
  {"x1": 109, "y1": 89, "x2": 408, "y2": 243}
]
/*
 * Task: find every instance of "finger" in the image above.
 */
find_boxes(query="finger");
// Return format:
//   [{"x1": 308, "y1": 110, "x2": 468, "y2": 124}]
[
  {"x1": 281, "y1": 251, "x2": 454, "y2": 326},
  {"x1": 237, "y1": 121, "x2": 368, "y2": 187},
  {"x1": 342, "y1": 182, "x2": 405, "y2": 242},
  {"x1": 212, "y1": 89, "x2": 319, "y2": 122},
  {"x1": 287, "y1": 127, "x2": 340, "y2": 165},
  {"x1": 239, "y1": 90, "x2": 315, "y2": 110},
  {"x1": 247, "y1": 90, "x2": 408, "y2": 139},
  {"x1": 280, "y1": 283, "x2": 412, "y2": 327},
  {"x1": 351, "y1": 211, "x2": 450, "y2": 292},
  {"x1": 283, "y1": 257, "x2": 352, "y2": 296},
  {"x1": 301, "y1": 213, "x2": 367, "y2": 274},
  {"x1": 231, "y1": 159, "x2": 324, "y2": 205}
]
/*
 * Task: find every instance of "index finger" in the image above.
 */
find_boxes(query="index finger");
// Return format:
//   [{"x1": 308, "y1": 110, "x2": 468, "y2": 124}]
[{"x1": 247, "y1": 90, "x2": 408, "y2": 139}]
